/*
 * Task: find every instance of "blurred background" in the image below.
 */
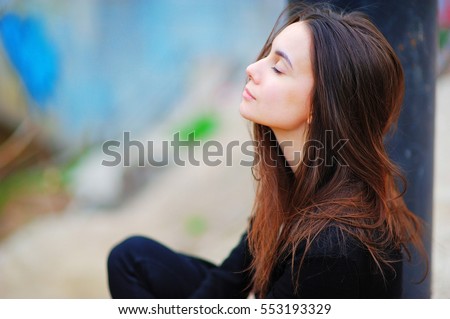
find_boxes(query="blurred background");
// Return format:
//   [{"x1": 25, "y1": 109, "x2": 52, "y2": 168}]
[{"x1": 0, "y1": 0, "x2": 448, "y2": 298}]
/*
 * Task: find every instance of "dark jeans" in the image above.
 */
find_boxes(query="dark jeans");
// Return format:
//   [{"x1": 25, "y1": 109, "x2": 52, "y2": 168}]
[{"x1": 107, "y1": 236, "x2": 217, "y2": 298}]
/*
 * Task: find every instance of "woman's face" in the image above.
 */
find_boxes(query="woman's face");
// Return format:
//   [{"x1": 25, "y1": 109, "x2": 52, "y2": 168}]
[{"x1": 240, "y1": 21, "x2": 314, "y2": 135}]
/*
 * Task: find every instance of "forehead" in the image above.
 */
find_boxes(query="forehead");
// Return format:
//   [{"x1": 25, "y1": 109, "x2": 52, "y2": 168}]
[{"x1": 272, "y1": 22, "x2": 313, "y2": 69}]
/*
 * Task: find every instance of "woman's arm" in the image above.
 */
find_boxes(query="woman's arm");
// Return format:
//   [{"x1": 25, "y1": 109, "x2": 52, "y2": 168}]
[
  {"x1": 265, "y1": 227, "x2": 402, "y2": 298},
  {"x1": 265, "y1": 253, "x2": 362, "y2": 298}
]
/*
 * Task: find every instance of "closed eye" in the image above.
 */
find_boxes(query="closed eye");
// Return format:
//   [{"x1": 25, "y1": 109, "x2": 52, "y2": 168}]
[{"x1": 272, "y1": 66, "x2": 282, "y2": 75}]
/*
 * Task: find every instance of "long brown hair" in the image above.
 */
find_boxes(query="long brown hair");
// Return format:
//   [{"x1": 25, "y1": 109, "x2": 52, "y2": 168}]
[{"x1": 247, "y1": 3, "x2": 427, "y2": 297}]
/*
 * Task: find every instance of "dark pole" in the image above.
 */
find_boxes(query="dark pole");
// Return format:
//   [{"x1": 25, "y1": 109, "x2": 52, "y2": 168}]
[{"x1": 290, "y1": 0, "x2": 436, "y2": 298}]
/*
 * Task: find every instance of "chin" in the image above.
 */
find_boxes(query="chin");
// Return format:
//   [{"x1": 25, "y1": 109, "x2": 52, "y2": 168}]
[
  {"x1": 239, "y1": 102, "x2": 250, "y2": 119},
  {"x1": 239, "y1": 101, "x2": 255, "y2": 119}
]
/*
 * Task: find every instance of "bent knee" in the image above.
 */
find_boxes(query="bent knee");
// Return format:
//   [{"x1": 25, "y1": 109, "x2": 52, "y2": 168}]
[{"x1": 107, "y1": 235, "x2": 151, "y2": 269}]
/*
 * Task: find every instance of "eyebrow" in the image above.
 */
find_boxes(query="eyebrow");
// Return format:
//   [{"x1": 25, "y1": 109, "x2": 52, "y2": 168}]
[{"x1": 275, "y1": 50, "x2": 293, "y2": 69}]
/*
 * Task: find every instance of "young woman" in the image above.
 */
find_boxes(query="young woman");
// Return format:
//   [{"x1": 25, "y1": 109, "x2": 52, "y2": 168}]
[{"x1": 107, "y1": 3, "x2": 427, "y2": 298}]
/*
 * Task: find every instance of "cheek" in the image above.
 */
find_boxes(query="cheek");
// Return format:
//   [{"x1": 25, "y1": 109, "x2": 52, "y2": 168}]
[{"x1": 272, "y1": 87, "x2": 311, "y2": 130}]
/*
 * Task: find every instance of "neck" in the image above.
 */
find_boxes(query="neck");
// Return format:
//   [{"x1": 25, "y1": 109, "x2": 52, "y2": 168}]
[{"x1": 272, "y1": 125, "x2": 308, "y2": 172}]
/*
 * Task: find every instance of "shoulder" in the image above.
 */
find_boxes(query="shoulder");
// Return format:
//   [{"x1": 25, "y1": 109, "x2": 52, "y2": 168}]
[{"x1": 303, "y1": 225, "x2": 366, "y2": 261}]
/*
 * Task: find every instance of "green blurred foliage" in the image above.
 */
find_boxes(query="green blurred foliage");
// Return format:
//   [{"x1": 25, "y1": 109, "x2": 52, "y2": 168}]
[
  {"x1": 184, "y1": 214, "x2": 208, "y2": 237},
  {"x1": 440, "y1": 29, "x2": 449, "y2": 49},
  {"x1": 174, "y1": 112, "x2": 220, "y2": 142}
]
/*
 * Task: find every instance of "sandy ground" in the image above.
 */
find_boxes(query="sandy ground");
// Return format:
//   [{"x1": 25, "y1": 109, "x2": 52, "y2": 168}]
[{"x1": 0, "y1": 74, "x2": 449, "y2": 298}]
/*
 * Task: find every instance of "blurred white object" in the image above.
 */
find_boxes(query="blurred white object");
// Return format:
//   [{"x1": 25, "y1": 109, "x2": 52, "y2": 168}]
[{"x1": 69, "y1": 150, "x2": 125, "y2": 208}]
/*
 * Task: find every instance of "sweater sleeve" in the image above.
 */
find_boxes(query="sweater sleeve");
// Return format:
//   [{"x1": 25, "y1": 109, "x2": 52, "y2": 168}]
[
  {"x1": 265, "y1": 225, "x2": 403, "y2": 298},
  {"x1": 265, "y1": 253, "x2": 362, "y2": 298},
  {"x1": 265, "y1": 228, "x2": 364, "y2": 298},
  {"x1": 189, "y1": 232, "x2": 253, "y2": 299}
]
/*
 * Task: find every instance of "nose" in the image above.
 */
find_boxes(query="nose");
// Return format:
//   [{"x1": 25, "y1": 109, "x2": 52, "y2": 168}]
[{"x1": 246, "y1": 61, "x2": 260, "y2": 84}]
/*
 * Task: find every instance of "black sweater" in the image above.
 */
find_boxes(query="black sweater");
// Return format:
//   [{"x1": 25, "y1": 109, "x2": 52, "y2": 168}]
[{"x1": 190, "y1": 227, "x2": 402, "y2": 298}]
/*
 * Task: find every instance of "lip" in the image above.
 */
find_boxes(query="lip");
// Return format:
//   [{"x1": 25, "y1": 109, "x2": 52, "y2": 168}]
[{"x1": 242, "y1": 87, "x2": 256, "y2": 101}]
